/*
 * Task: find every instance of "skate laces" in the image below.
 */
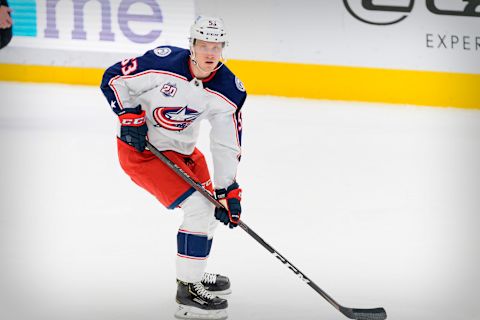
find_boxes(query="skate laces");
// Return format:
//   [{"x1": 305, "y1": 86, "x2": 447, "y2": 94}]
[
  {"x1": 201, "y1": 272, "x2": 217, "y2": 284},
  {"x1": 193, "y1": 282, "x2": 215, "y2": 300}
]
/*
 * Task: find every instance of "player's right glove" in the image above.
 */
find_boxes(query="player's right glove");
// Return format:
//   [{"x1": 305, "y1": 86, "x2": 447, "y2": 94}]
[
  {"x1": 214, "y1": 182, "x2": 242, "y2": 229},
  {"x1": 118, "y1": 107, "x2": 148, "y2": 152}
]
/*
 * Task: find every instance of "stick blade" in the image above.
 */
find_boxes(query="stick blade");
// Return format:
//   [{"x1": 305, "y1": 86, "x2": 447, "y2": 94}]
[{"x1": 339, "y1": 307, "x2": 387, "y2": 320}]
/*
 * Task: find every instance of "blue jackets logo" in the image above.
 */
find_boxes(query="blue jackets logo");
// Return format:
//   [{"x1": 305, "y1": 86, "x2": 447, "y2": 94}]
[
  {"x1": 153, "y1": 106, "x2": 200, "y2": 131},
  {"x1": 154, "y1": 47, "x2": 172, "y2": 57}
]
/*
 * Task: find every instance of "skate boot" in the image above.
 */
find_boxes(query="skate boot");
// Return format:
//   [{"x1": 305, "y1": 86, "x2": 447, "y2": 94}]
[
  {"x1": 201, "y1": 272, "x2": 231, "y2": 295},
  {"x1": 175, "y1": 280, "x2": 228, "y2": 320}
]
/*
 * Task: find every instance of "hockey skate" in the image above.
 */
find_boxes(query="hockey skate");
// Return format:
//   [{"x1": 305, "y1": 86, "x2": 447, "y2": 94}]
[
  {"x1": 175, "y1": 280, "x2": 228, "y2": 320},
  {"x1": 201, "y1": 273, "x2": 231, "y2": 295}
]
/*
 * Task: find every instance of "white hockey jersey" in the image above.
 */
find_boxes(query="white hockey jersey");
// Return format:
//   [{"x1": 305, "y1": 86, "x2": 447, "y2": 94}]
[{"x1": 100, "y1": 46, "x2": 247, "y2": 189}]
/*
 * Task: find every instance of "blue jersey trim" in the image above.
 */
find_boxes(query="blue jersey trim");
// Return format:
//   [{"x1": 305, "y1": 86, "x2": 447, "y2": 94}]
[
  {"x1": 203, "y1": 64, "x2": 247, "y2": 110},
  {"x1": 168, "y1": 187, "x2": 196, "y2": 209}
]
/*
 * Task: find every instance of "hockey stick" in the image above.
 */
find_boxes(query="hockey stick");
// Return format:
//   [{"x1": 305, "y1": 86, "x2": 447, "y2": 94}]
[{"x1": 146, "y1": 141, "x2": 387, "y2": 320}]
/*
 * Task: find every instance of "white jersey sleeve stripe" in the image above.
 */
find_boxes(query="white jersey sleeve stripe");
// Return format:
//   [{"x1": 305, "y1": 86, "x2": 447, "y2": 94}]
[
  {"x1": 108, "y1": 75, "x2": 125, "y2": 109},
  {"x1": 204, "y1": 88, "x2": 238, "y2": 110},
  {"x1": 232, "y1": 114, "x2": 241, "y2": 149}
]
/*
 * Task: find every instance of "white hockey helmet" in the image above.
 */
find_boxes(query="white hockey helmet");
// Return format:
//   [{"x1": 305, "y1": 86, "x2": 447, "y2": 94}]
[{"x1": 189, "y1": 16, "x2": 227, "y2": 45}]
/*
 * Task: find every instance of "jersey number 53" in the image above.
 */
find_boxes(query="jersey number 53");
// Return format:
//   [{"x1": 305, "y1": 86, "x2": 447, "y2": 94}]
[{"x1": 121, "y1": 58, "x2": 138, "y2": 76}]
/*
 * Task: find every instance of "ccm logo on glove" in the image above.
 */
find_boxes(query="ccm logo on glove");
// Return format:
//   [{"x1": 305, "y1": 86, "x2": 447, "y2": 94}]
[{"x1": 119, "y1": 111, "x2": 146, "y2": 126}]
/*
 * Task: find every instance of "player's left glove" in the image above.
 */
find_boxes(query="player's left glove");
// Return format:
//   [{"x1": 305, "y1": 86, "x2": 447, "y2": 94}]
[{"x1": 214, "y1": 182, "x2": 242, "y2": 229}]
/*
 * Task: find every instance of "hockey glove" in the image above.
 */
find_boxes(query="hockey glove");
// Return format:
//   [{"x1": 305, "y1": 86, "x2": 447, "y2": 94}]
[
  {"x1": 119, "y1": 108, "x2": 148, "y2": 152},
  {"x1": 214, "y1": 182, "x2": 242, "y2": 228}
]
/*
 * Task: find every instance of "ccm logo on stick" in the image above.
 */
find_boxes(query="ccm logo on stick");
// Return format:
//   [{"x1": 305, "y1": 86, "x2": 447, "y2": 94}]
[{"x1": 272, "y1": 252, "x2": 311, "y2": 284}]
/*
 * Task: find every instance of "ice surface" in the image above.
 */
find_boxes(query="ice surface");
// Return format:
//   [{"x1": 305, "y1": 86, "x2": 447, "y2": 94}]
[{"x1": 1, "y1": 82, "x2": 479, "y2": 320}]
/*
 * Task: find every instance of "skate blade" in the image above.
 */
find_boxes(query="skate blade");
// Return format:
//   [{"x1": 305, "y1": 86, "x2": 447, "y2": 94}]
[
  {"x1": 207, "y1": 288, "x2": 232, "y2": 296},
  {"x1": 174, "y1": 304, "x2": 228, "y2": 320}
]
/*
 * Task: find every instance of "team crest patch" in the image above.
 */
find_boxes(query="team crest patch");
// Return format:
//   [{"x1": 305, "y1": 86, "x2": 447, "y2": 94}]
[
  {"x1": 235, "y1": 77, "x2": 245, "y2": 92},
  {"x1": 154, "y1": 47, "x2": 172, "y2": 57},
  {"x1": 153, "y1": 106, "x2": 201, "y2": 131}
]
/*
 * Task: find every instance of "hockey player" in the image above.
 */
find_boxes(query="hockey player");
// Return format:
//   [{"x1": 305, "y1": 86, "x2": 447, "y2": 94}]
[{"x1": 100, "y1": 16, "x2": 246, "y2": 320}]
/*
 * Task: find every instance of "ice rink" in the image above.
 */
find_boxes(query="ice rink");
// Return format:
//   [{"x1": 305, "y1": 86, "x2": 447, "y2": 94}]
[{"x1": 1, "y1": 81, "x2": 479, "y2": 320}]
